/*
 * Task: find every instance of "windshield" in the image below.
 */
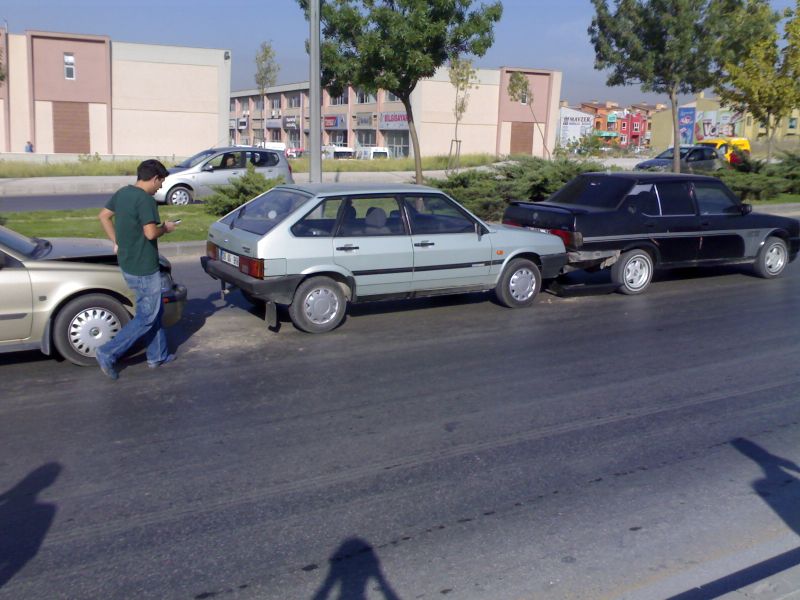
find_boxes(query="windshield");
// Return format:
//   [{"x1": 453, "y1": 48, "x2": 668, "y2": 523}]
[
  {"x1": 656, "y1": 147, "x2": 691, "y2": 159},
  {"x1": 220, "y1": 188, "x2": 310, "y2": 235},
  {"x1": 544, "y1": 175, "x2": 634, "y2": 209},
  {"x1": 174, "y1": 149, "x2": 216, "y2": 169},
  {"x1": 0, "y1": 225, "x2": 43, "y2": 257},
  {"x1": 697, "y1": 142, "x2": 717, "y2": 148}
]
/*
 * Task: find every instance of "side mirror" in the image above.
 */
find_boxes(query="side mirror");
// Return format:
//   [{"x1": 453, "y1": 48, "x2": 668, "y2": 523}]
[
  {"x1": 475, "y1": 221, "x2": 486, "y2": 240},
  {"x1": 202, "y1": 164, "x2": 214, "y2": 172},
  {"x1": 740, "y1": 203, "x2": 752, "y2": 215}
]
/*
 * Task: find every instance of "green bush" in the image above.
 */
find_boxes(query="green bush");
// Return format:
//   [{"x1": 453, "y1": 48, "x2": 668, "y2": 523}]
[
  {"x1": 764, "y1": 150, "x2": 800, "y2": 193},
  {"x1": 0, "y1": 214, "x2": 5, "y2": 226},
  {"x1": 204, "y1": 164, "x2": 284, "y2": 216},
  {"x1": 429, "y1": 157, "x2": 604, "y2": 221},
  {"x1": 715, "y1": 170, "x2": 791, "y2": 201}
]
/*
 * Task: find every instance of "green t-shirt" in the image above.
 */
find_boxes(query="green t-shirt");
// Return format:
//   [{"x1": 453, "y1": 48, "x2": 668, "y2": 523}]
[{"x1": 105, "y1": 185, "x2": 161, "y2": 276}]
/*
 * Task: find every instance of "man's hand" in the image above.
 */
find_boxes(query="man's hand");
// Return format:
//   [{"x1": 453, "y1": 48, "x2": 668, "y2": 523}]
[{"x1": 163, "y1": 220, "x2": 178, "y2": 233}]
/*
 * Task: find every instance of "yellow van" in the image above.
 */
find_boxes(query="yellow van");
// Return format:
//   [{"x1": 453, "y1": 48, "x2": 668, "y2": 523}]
[{"x1": 697, "y1": 138, "x2": 751, "y2": 163}]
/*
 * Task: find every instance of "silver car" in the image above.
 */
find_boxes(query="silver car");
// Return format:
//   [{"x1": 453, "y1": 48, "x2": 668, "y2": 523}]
[
  {"x1": 0, "y1": 225, "x2": 187, "y2": 366},
  {"x1": 201, "y1": 183, "x2": 566, "y2": 333},
  {"x1": 635, "y1": 145, "x2": 722, "y2": 173},
  {"x1": 154, "y1": 146, "x2": 295, "y2": 205}
]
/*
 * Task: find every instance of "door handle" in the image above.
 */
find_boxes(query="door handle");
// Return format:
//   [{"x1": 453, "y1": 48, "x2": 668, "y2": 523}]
[
  {"x1": 700, "y1": 221, "x2": 711, "y2": 228},
  {"x1": 414, "y1": 241, "x2": 435, "y2": 247},
  {"x1": 336, "y1": 245, "x2": 359, "y2": 251}
]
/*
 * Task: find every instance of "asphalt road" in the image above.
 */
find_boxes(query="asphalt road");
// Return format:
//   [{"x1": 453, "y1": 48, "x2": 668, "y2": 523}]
[
  {"x1": 1, "y1": 258, "x2": 800, "y2": 599},
  {"x1": 0, "y1": 193, "x2": 113, "y2": 212}
]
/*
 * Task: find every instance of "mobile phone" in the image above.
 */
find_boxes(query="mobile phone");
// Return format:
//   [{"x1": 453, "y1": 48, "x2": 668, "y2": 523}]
[{"x1": 173, "y1": 219, "x2": 182, "y2": 224}]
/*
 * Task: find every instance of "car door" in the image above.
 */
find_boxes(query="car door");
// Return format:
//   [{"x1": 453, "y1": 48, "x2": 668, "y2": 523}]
[
  {"x1": 650, "y1": 181, "x2": 701, "y2": 264},
  {"x1": 249, "y1": 150, "x2": 287, "y2": 183},
  {"x1": 0, "y1": 251, "x2": 33, "y2": 342},
  {"x1": 692, "y1": 180, "x2": 748, "y2": 261},
  {"x1": 401, "y1": 193, "x2": 493, "y2": 290},
  {"x1": 196, "y1": 151, "x2": 245, "y2": 196},
  {"x1": 685, "y1": 148, "x2": 714, "y2": 172},
  {"x1": 332, "y1": 195, "x2": 414, "y2": 296}
]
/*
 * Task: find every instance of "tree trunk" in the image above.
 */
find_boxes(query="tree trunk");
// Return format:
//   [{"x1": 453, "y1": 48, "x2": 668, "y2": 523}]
[
  {"x1": 766, "y1": 114, "x2": 774, "y2": 164},
  {"x1": 670, "y1": 87, "x2": 680, "y2": 174},
  {"x1": 529, "y1": 106, "x2": 551, "y2": 159},
  {"x1": 402, "y1": 96, "x2": 423, "y2": 184}
]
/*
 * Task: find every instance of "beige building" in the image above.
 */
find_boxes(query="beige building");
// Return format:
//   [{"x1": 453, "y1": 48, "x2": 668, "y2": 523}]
[
  {"x1": 650, "y1": 93, "x2": 800, "y2": 152},
  {"x1": 0, "y1": 29, "x2": 231, "y2": 156},
  {"x1": 230, "y1": 66, "x2": 562, "y2": 159}
]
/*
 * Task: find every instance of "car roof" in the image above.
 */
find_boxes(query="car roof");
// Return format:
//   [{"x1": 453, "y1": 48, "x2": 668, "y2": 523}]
[
  {"x1": 211, "y1": 146, "x2": 281, "y2": 153},
  {"x1": 582, "y1": 171, "x2": 720, "y2": 182},
  {"x1": 275, "y1": 182, "x2": 441, "y2": 196}
]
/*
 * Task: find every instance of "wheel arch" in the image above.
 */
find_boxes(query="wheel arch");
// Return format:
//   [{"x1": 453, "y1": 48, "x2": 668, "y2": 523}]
[
  {"x1": 618, "y1": 242, "x2": 660, "y2": 266},
  {"x1": 295, "y1": 270, "x2": 355, "y2": 303}
]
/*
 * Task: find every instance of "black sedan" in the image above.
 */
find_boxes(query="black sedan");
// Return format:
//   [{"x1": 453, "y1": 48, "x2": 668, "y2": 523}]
[{"x1": 502, "y1": 172, "x2": 800, "y2": 294}]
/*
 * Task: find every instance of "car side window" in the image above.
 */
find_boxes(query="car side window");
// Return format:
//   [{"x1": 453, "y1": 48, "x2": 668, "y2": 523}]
[
  {"x1": 208, "y1": 152, "x2": 242, "y2": 170},
  {"x1": 250, "y1": 151, "x2": 279, "y2": 167},
  {"x1": 686, "y1": 150, "x2": 701, "y2": 162},
  {"x1": 656, "y1": 182, "x2": 695, "y2": 216},
  {"x1": 292, "y1": 198, "x2": 344, "y2": 237},
  {"x1": 401, "y1": 194, "x2": 475, "y2": 235},
  {"x1": 336, "y1": 196, "x2": 405, "y2": 236},
  {"x1": 624, "y1": 183, "x2": 660, "y2": 215},
  {"x1": 693, "y1": 182, "x2": 739, "y2": 215},
  {"x1": 705, "y1": 148, "x2": 718, "y2": 160}
]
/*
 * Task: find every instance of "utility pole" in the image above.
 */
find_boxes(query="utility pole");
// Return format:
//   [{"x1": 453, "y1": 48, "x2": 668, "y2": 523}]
[{"x1": 309, "y1": 0, "x2": 322, "y2": 183}]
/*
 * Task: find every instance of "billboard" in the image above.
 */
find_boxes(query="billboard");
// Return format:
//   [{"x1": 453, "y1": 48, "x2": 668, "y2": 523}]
[
  {"x1": 678, "y1": 107, "x2": 696, "y2": 144},
  {"x1": 558, "y1": 107, "x2": 594, "y2": 146}
]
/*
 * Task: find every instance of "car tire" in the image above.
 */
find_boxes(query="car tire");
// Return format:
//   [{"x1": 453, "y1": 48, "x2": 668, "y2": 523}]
[
  {"x1": 495, "y1": 258, "x2": 541, "y2": 308},
  {"x1": 167, "y1": 186, "x2": 193, "y2": 206},
  {"x1": 288, "y1": 276, "x2": 347, "y2": 333},
  {"x1": 611, "y1": 249, "x2": 654, "y2": 295},
  {"x1": 753, "y1": 236, "x2": 789, "y2": 279},
  {"x1": 52, "y1": 294, "x2": 131, "y2": 366}
]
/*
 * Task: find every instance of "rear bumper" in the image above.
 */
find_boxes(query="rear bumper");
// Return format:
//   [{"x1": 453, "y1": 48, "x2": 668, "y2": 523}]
[
  {"x1": 201, "y1": 256, "x2": 303, "y2": 304},
  {"x1": 540, "y1": 253, "x2": 568, "y2": 279}
]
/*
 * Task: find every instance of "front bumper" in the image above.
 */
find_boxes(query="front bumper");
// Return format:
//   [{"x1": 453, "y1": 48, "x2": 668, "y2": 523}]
[
  {"x1": 162, "y1": 284, "x2": 187, "y2": 327},
  {"x1": 200, "y1": 256, "x2": 303, "y2": 305},
  {"x1": 540, "y1": 253, "x2": 568, "y2": 279}
]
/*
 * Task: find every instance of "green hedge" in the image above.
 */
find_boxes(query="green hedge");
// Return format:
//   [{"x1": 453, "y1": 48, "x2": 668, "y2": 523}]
[{"x1": 714, "y1": 150, "x2": 800, "y2": 201}]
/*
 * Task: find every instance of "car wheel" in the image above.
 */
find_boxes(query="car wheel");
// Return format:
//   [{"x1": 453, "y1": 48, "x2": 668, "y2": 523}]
[
  {"x1": 167, "y1": 186, "x2": 193, "y2": 206},
  {"x1": 495, "y1": 258, "x2": 541, "y2": 308},
  {"x1": 611, "y1": 249, "x2": 654, "y2": 295},
  {"x1": 754, "y1": 236, "x2": 788, "y2": 279},
  {"x1": 52, "y1": 294, "x2": 131, "y2": 366},
  {"x1": 288, "y1": 276, "x2": 347, "y2": 333}
]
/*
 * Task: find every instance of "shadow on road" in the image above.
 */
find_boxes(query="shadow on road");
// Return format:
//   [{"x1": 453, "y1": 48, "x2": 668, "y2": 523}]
[
  {"x1": 311, "y1": 537, "x2": 400, "y2": 600},
  {"x1": 667, "y1": 438, "x2": 800, "y2": 599},
  {"x1": 0, "y1": 463, "x2": 62, "y2": 589}
]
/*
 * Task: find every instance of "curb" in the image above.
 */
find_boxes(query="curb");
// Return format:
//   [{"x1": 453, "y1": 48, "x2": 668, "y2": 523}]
[{"x1": 159, "y1": 241, "x2": 206, "y2": 259}]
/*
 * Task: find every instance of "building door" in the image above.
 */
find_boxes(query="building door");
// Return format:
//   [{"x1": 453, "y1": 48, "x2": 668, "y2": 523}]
[
  {"x1": 53, "y1": 102, "x2": 90, "y2": 154},
  {"x1": 510, "y1": 122, "x2": 534, "y2": 155}
]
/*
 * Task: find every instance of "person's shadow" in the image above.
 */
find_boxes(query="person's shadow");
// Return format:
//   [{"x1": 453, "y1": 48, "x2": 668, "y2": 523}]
[
  {"x1": 311, "y1": 537, "x2": 401, "y2": 600},
  {"x1": 731, "y1": 438, "x2": 800, "y2": 535},
  {"x1": 0, "y1": 463, "x2": 61, "y2": 589}
]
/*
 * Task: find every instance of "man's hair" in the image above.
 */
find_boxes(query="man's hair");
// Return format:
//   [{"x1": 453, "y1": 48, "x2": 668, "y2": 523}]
[{"x1": 137, "y1": 159, "x2": 169, "y2": 181}]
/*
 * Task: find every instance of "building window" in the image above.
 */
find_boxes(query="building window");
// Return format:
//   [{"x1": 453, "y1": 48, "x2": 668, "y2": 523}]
[
  {"x1": 253, "y1": 97, "x2": 264, "y2": 112},
  {"x1": 240, "y1": 136, "x2": 249, "y2": 145},
  {"x1": 230, "y1": 99, "x2": 236, "y2": 112},
  {"x1": 329, "y1": 91, "x2": 348, "y2": 105},
  {"x1": 385, "y1": 131, "x2": 409, "y2": 158},
  {"x1": 287, "y1": 129, "x2": 301, "y2": 148},
  {"x1": 621, "y1": 121, "x2": 627, "y2": 131},
  {"x1": 356, "y1": 90, "x2": 376, "y2": 104},
  {"x1": 270, "y1": 97, "x2": 281, "y2": 110},
  {"x1": 621, "y1": 134, "x2": 627, "y2": 144},
  {"x1": 271, "y1": 130, "x2": 282, "y2": 142},
  {"x1": 519, "y1": 91, "x2": 528, "y2": 105},
  {"x1": 746, "y1": 116, "x2": 753, "y2": 126},
  {"x1": 356, "y1": 130, "x2": 376, "y2": 147},
  {"x1": 253, "y1": 130, "x2": 264, "y2": 144},
  {"x1": 385, "y1": 91, "x2": 401, "y2": 102},
  {"x1": 633, "y1": 122, "x2": 640, "y2": 132},
  {"x1": 789, "y1": 117, "x2": 798, "y2": 130},
  {"x1": 329, "y1": 130, "x2": 349, "y2": 146},
  {"x1": 287, "y1": 94, "x2": 301, "y2": 108},
  {"x1": 64, "y1": 53, "x2": 76, "y2": 80}
]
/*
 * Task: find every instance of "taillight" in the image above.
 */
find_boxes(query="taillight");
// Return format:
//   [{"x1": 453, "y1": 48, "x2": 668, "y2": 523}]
[
  {"x1": 206, "y1": 242, "x2": 218, "y2": 259},
  {"x1": 239, "y1": 256, "x2": 265, "y2": 279},
  {"x1": 502, "y1": 217, "x2": 522, "y2": 227},
  {"x1": 547, "y1": 228, "x2": 583, "y2": 249}
]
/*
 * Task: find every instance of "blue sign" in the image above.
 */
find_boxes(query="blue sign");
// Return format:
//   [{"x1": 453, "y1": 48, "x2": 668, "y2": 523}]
[{"x1": 678, "y1": 107, "x2": 696, "y2": 145}]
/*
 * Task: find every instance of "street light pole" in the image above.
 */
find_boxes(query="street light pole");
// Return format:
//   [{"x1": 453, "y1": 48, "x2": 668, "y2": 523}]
[{"x1": 309, "y1": 0, "x2": 322, "y2": 183}]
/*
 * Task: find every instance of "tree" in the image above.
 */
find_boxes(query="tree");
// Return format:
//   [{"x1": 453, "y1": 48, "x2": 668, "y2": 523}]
[
  {"x1": 588, "y1": 0, "x2": 775, "y2": 173},
  {"x1": 448, "y1": 56, "x2": 477, "y2": 173},
  {"x1": 507, "y1": 71, "x2": 551, "y2": 159},
  {"x1": 254, "y1": 41, "x2": 279, "y2": 97},
  {"x1": 297, "y1": 0, "x2": 502, "y2": 183},
  {"x1": 0, "y1": 48, "x2": 5, "y2": 85},
  {"x1": 716, "y1": 2, "x2": 800, "y2": 162}
]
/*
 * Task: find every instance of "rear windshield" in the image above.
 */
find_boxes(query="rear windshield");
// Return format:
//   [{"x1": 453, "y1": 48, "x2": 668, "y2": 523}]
[
  {"x1": 220, "y1": 188, "x2": 310, "y2": 236},
  {"x1": 544, "y1": 175, "x2": 633, "y2": 209}
]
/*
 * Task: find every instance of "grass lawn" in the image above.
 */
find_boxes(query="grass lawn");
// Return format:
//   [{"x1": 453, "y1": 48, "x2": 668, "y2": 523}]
[{"x1": 3, "y1": 205, "x2": 216, "y2": 242}]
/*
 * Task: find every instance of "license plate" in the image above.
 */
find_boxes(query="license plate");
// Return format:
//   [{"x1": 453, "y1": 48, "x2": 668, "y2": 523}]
[{"x1": 219, "y1": 249, "x2": 239, "y2": 267}]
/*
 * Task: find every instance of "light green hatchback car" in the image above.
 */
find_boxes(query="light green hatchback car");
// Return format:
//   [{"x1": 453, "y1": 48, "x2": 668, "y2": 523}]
[
  {"x1": 201, "y1": 183, "x2": 567, "y2": 333},
  {"x1": 0, "y1": 225, "x2": 187, "y2": 366}
]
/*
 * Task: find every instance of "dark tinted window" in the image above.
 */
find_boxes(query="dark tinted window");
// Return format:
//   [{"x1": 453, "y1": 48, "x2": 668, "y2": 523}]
[
  {"x1": 656, "y1": 182, "x2": 695, "y2": 215},
  {"x1": 693, "y1": 182, "x2": 738, "y2": 215},
  {"x1": 656, "y1": 147, "x2": 691, "y2": 159},
  {"x1": 292, "y1": 198, "x2": 343, "y2": 237},
  {"x1": 220, "y1": 188, "x2": 309, "y2": 235},
  {"x1": 249, "y1": 151, "x2": 279, "y2": 167},
  {"x1": 545, "y1": 175, "x2": 633, "y2": 209},
  {"x1": 401, "y1": 194, "x2": 475, "y2": 234}
]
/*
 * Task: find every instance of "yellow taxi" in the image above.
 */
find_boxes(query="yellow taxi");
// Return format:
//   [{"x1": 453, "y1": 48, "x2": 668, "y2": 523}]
[{"x1": 697, "y1": 138, "x2": 751, "y2": 163}]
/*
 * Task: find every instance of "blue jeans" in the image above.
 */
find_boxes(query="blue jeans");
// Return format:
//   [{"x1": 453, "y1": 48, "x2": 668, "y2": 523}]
[{"x1": 98, "y1": 270, "x2": 168, "y2": 366}]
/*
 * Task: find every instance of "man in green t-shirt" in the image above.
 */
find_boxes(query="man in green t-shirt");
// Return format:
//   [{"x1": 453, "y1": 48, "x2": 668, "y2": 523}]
[{"x1": 95, "y1": 159, "x2": 179, "y2": 380}]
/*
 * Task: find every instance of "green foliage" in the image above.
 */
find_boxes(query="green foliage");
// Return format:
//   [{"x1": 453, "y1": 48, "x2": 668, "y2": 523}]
[
  {"x1": 0, "y1": 159, "x2": 142, "y2": 177},
  {"x1": 296, "y1": 0, "x2": 502, "y2": 183},
  {"x1": 429, "y1": 157, "x2": 604, "y2": 221},
  {"x1": 449, "y1": 56, "x2": 477, "y2": 137},
  {"x1": 715, "y1": 169, "x2": 791, "y2": 201},
  {"x1": 255, "y1": 41, "x2": 279, "y2": 96},
  {"x1": 77, "y1": 152, "x2": 102, "y2": 164},
  {"x1": 204, "y1": 164, "x2": 284, "y2": 216},
  {"x1": 0, "y1": 214, "x2": 6, "y2": 226},
  {"x1": 764, "y1": 149, "x2": 800, "y2": 193}
]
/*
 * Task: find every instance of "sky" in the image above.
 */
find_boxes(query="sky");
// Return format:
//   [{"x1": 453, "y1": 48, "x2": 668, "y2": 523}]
[{"x1": 2, "y1": 0, "x2": 795, "y2": 107}]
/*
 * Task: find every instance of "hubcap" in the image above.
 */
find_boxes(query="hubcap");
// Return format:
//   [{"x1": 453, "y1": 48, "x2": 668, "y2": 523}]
[
  {"x1": 303, "y1": 288, "x2": 339, "y2": 325},
  {"x1": 765, "y1": 243, "x2": 787, "y2": 274},
  {"x1": 624, "y1": 256, "x2": 651, "y2": 290},
  {"x1": 68, "y1": 307, "x2": 122, "y2": 357},
  {"x1": 509, "y1": 268, "x2": 536, "y2": 301},
  {"x1": 170, "y1": 189, "x2": 191, "y2": 205}
]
